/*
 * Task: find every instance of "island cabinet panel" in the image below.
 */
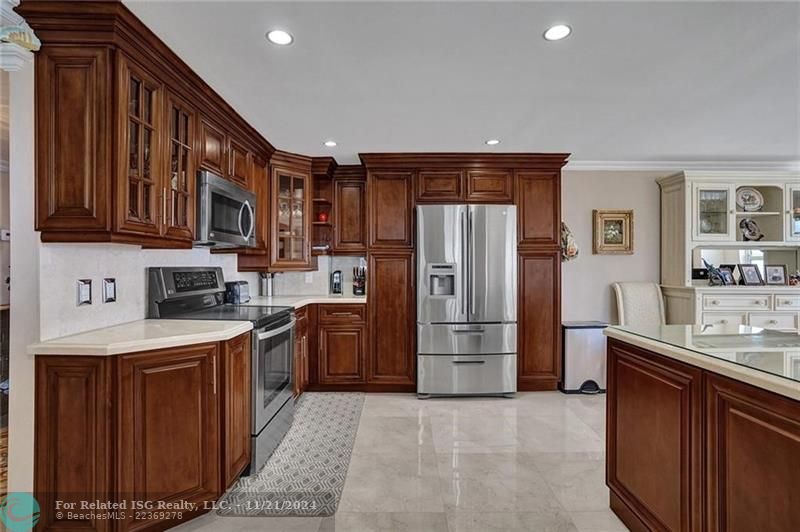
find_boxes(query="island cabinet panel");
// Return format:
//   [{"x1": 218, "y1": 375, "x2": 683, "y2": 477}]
[
  {"x1": 367, "y1": 171, "x2": 414, "y2": 249},
  {"x1": 117, "y1": 344, "x2": 221, "y2": 532},
  {"x1": 416, "y1": 169, "x2": 463, "y2": 202},
  {"x1": 35, "y1": 45, "x2": 112, "y2": 233},
  {"x1": 221, "y1": 333, "x2": 251, "y2": 487},
  {"x1": 465, "y1": 169, "x2": 513, "y2": 203},
  {"x1": 333, "y1": 178, "x2": 367, "y2": 253},
  {"x1": 518, "y1": 251, "x2": 561, "y2": 390},
  {"x1": 607, "y1": 340, "x2": 704, "y2": 532},
  {"x1": 516, "y1": 171, "x2": 561, "y2": 248},
  {"x1": 35, "y1": 357, "x2": 112, "y2": 532},
  {"x1": 705, "y1": 374, "x2": 800, "y2": 532},
  {"x1": 368, "y1": 251, "x2": 415, "y2": 387}
]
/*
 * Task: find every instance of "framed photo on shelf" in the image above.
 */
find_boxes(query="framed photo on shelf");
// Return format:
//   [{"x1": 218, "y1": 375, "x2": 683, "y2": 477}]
[
  {"x1": 592, "y1": 209, "x2": 633, "y2": 255},
  {"x1": 737, "y1": 264, "x2": 764, "y2": 286},
  {"x1": 719, "y1": 269, "x2": 736, "y2": 286},
  {"x1": 764, "y1": 265, "x2": 788, "y2": 286}
]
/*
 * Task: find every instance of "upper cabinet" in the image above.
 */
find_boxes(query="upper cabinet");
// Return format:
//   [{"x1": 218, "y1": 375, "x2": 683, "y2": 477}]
[
  {"x1": 465, "y1": 170, "x2": 513, "y2": 202},
  {"x1": 416, "y1": 170, "x2": 463, "y2": 202},
  {"x1": 367, "y1": 171, "x2": 414, "y2": 249},
  {"x1": 270, "y1": 153, "x2": 313, "y2": 270},
  {"x1": 333, "y1": 166, "x2": 368, "y2": 254},
  {"x1": 21, "y1": 1, "x2": 274, "y2": 249},
  {"x1": 693, "y1": 183, "x2": 735, "y2": 241},
  {"x1": 517, "y1": 171, "x2": 561, "y2": 248}
]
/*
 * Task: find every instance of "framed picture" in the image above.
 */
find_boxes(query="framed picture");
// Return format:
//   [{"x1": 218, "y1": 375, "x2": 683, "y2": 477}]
[
  {"x1": 592, "y1": 210, "x2": 633, "y2": 255},
  {"x1": 764, "y1": 264, "x2": 788, "y2": 286},
  {"x1": 719, "y1": 269, "x2": 736, "y2": 286},
  {"x1": 737, "y1": 264, "x2": 764, "y2": 286}
]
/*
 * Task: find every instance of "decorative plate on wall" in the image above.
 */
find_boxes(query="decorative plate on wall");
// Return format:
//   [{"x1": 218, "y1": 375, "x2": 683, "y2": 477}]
[{"x1": 735, "y1": 187, "x2": 764, "y2": 212}]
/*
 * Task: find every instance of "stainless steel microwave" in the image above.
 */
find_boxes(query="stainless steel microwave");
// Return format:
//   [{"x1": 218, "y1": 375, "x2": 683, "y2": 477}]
[{"x1": 195, "y1": 170, "x2": 257, "y2": 248}]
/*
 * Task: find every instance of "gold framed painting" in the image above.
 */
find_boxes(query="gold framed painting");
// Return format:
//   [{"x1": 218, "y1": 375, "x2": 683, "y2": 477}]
[{"x1": 592, "y1": 209, "x2": 633, "y2": 254}]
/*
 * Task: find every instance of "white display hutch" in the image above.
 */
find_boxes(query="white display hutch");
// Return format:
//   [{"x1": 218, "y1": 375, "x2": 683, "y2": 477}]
[{"x1": 658, "y1": 171, "x2": 800, "y2": 331}]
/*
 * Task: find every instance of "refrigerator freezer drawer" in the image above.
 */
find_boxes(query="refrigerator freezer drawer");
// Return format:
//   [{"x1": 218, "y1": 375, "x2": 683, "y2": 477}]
[
  {"x1": 417, "y1": 323, "x2": 516, "y2": 355},
  {"x1": 418, "y1": 354, "x2": 517, "y2": 395}
]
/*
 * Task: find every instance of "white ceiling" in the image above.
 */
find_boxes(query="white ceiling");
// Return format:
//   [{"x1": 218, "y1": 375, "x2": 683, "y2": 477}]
[{"x1": 125, "y1": 1, "x2": 800, "y2": 166}]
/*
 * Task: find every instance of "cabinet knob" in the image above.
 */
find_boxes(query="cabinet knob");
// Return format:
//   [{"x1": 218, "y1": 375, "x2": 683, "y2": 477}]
[
  {"x1": 768, "y1": 320, "x2": 778, "y2": 325},
  {"x1": 782, "y1": 300, "x2": 792, "y2": 305},
  {"x1": 755, "y1": 300, "x2": 763, "y2": 305},
  {"x1": 711, "y1": 300, "x2": 720, "y2": 305},
  {"x1": 720, "y1": 319, "x2": 728, "y2": 324}
]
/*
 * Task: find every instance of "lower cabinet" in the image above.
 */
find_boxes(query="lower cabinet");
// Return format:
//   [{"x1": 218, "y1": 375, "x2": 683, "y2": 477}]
[
  {"x1": 318, "y1": 325, "x2": 366, "y2": 384},
  {"x1": 367, "y1": 251, "x2": 415, "y2": 388},
  {"x1": 607, "y1": 338, "x2": 800, "y2": 532},
  {"x1": 518, "y1": 250, "x2": 561, "y2": 390},
  {"x1": 34, "y1": 334, "x2": 252, "y2": 532}
]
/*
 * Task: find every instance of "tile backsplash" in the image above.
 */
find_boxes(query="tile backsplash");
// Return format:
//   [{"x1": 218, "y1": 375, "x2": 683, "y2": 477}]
[
  {"x1": 39, "y1": 243, "x2": 258, "y2": 340},
  {"x1": 271, "y1": 256, "x2": 366, "y2": 296}
]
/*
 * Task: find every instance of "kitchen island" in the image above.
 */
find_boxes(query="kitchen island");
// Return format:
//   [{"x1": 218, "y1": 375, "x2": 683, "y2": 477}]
[{"x1": 604, "y1": 324, "x2": 800, "y2": 532}]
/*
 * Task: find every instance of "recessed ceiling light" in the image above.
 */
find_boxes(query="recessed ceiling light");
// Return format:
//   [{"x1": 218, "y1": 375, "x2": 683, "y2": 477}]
[
  {"x1": 266, "y1": 29, "x2": 293, "y2": 46},
  {"x1": 323, "y1": 140, "x2": 337, "y2": 147},
  {"x1": 543, "y1": 24, "x2": 571, "y2": 41},
  {"x1": 485, "y1": 139, "x2": 501, "y2": 146}
]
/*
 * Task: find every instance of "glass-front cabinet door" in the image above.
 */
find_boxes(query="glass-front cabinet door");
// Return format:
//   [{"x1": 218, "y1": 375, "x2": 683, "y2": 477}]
[
  {"x1": 271, "y1": 166, "x2": 311, "y2": 269},
  {"x1": 693, "y1": 184, "x2": 734, "y2": 241},
  {"x1": 164, "y1": 92, "x2": 195, "y2": 241},
  {"x1": 118, "y1": 55, "x2": 162, "y2": 235},
  {"x1": 787, "y1": 184, "x2": 800, "y2": 241}
]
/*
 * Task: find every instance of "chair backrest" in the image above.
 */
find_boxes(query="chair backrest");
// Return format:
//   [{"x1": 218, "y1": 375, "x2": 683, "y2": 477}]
[{"x1": 612, "y1": 282, "x2": 666, "y2": 327}]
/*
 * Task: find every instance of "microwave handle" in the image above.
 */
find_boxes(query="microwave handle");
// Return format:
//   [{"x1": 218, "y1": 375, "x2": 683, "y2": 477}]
[{"x1": 238, "y1": 200, "x2": 255, "y2": 241}]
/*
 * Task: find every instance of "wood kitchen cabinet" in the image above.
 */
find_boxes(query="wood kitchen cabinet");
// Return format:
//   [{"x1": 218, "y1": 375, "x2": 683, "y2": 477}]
[
  {"x1": 33, "y1": 334, "x2": 253, "y2": 532},
  {"x1": 270, "y1": 152, "x2": 314, "y2": 270},
  {"x1": 317, "y1": 304, "x2": 367, "y2": 385},
  {"x1": 22, "y1": 1, "x2": 274, "y2": 248},
  {"x1": 367, "y1": 171, "x2": 414, "y2": 249},
  {"x1": 518, "y1": 250, "x2": 561, "y2": 390},
  {"x1": 416, "y1": 169, "x2": 463, "y2": 202},
  {"x1": 465, "y1": 169, "x2": 513, "y2": 202},
  {"x1": 516, "y1": 171, "x2": 561, "y2": 248},
  {"x1": 607, "y1": 339, "x2": 704, "y2": 532},
  {"x1": 221, "y1": 333, "x2": 251, "y2": 487},
  {"x1": 117, "y1": 344, "x2": 221, "y2": 532},
  {"x1": 333, "y1": 176, "x2": 367, "y2": 254},
  {"x1": 367, "y1": 252, "x2": 415, "y2": 388}
]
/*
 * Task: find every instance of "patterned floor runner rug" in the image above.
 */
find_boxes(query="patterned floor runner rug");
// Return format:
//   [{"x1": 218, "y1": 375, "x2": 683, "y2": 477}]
[{"x1": 217, "y1": 392, "x2": 364, "y2": 517}]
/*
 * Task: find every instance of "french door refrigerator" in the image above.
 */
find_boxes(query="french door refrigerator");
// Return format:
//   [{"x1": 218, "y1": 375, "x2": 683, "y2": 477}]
[{"x1": 417, "y1": 204, "x2": 517, "y2": 397}]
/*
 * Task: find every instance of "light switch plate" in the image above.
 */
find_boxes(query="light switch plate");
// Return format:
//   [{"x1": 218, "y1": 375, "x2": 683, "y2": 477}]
[
  {"x1": 103, "y1": 278, "x2": 117, "y2": 303},
  {"x1": 77, "y1": 279, "x2": 92, "y2": 306}
]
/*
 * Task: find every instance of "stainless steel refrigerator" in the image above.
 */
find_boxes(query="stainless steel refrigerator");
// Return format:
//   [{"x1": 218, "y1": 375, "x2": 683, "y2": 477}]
[{"x1": 416, "y1": 204, "x2": 517, "y2": 397}]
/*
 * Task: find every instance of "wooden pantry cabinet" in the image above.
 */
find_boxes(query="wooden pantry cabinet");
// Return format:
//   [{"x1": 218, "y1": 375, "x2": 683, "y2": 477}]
[
  {"x1": 21, "y1": 1, "x2": 273, "y2": 248},
  {"x1": 34, "y1": 334, "x2": 252, "y2": 532}
]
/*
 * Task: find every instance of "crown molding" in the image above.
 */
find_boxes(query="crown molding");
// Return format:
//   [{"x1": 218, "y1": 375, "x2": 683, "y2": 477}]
[{"x1": 565, "y1": 160, "x2": 800, "y2": 172}]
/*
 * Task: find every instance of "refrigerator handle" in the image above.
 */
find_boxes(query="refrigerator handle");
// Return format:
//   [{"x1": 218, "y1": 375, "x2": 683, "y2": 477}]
[
  {"x1": 469, "y1": 211, "x2": 476, "y2": 315},
  {"x1": 461, "y1": 210, "x2": 467, "y2": 316}
]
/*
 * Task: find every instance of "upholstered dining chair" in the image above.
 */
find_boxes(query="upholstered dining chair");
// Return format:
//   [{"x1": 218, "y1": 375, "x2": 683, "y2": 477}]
[{"x1": 612, "y1": 282, "x2": 666, "y2": 327}]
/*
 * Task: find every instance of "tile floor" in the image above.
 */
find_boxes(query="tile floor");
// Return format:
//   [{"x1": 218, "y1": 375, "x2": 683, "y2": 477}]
[{"x1": 174, "y1": 392, "x2": 628, "y2": 532}]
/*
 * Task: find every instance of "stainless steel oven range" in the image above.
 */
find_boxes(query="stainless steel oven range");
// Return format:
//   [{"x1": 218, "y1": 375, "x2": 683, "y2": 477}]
[{"x1": 147, "y1": 266, "x2": 294, "y2": 474}]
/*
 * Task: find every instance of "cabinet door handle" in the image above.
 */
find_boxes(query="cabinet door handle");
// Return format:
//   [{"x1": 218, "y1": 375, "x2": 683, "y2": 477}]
[
  {"x1": 212, "y1": 355, "x2": 217, "y2": 395},
  {"x1": 330, "y1": 312, "x2": 352, "y2": 316},
  {"x1": 162, "y1": 187, "x2": 167, "y2": 226}
]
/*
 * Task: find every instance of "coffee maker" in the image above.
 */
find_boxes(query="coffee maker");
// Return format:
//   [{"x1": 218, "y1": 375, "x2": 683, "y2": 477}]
[{"x1": 330, "y1": 270, "x2": 343, "y2": 295}]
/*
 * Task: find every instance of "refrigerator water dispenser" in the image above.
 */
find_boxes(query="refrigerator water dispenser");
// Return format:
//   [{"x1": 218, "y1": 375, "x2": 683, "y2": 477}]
[{"x1": 428, "y1": 264, "x2": 455, "y2": 297}]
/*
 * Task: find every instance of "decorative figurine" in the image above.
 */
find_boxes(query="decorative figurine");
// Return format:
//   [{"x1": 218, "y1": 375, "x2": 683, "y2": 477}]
[{"x1": 703, "y1": 259, "x2": 726, "y2": 286}]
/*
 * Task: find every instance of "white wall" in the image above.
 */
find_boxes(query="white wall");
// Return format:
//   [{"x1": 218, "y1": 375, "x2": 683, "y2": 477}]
[{"x1": 561, "y1": 170, "x2": 666, "y2": 324}]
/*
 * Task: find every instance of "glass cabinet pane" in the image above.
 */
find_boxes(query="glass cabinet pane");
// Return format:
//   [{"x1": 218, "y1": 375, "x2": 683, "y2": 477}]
[
  {"x1": 142, "y1": 128, "x2": 152, "y2": 179},
  {"x1": 129, "y1": 79, "x2": 140, "y2": 116},
  {"x1": 698, "y1": 189, "x2": 729, "y2": 236},
  {"x1": 279, "y1": 176, "x2": 291, "y2": 198},
  {"x1": 128, "y1": 122, "x2": 139, "y2": 176},
  {"x1": 143, "y1": 87, "x2": 153, "y2": 124},
  {"x1": 291, "y1": 201, "x2": 304, "y2": 236},
  {"x1": 792, "y1": 188, "x2": 800, "y2": 238}
]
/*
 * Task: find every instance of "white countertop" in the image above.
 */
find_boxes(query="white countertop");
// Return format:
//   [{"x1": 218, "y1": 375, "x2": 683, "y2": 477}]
[
  {"x1": 247, "y1": 295, "x2": 367, "y2": 309},
  {"x1": 28, "y1": 319, "x2": 253, "y2": 356},
  {"x1": 605, "y1": 326, "x2": 800, "y2": 402}
]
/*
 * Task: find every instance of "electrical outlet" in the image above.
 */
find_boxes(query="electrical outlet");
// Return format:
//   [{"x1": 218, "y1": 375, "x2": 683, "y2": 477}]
[
  {"x1": 77, "y1": 279, "x2": 92, "y2": 306},
  {"x1": 103, "y1": 278, "x2": 117, "y2": 303},
  {"x1": 304, "y1": 272, "x2": 313, "y2": 284}
]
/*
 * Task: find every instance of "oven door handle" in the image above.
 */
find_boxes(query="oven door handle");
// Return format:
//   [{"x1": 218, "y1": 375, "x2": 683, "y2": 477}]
[{"x1": 257, "y1": 317, "x2": 296, "y2": 340}]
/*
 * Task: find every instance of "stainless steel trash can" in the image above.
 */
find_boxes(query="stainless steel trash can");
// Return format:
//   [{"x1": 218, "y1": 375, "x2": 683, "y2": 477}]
[{"x1": 560, "y1": 321, "x2": 608, "y2": 394}]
